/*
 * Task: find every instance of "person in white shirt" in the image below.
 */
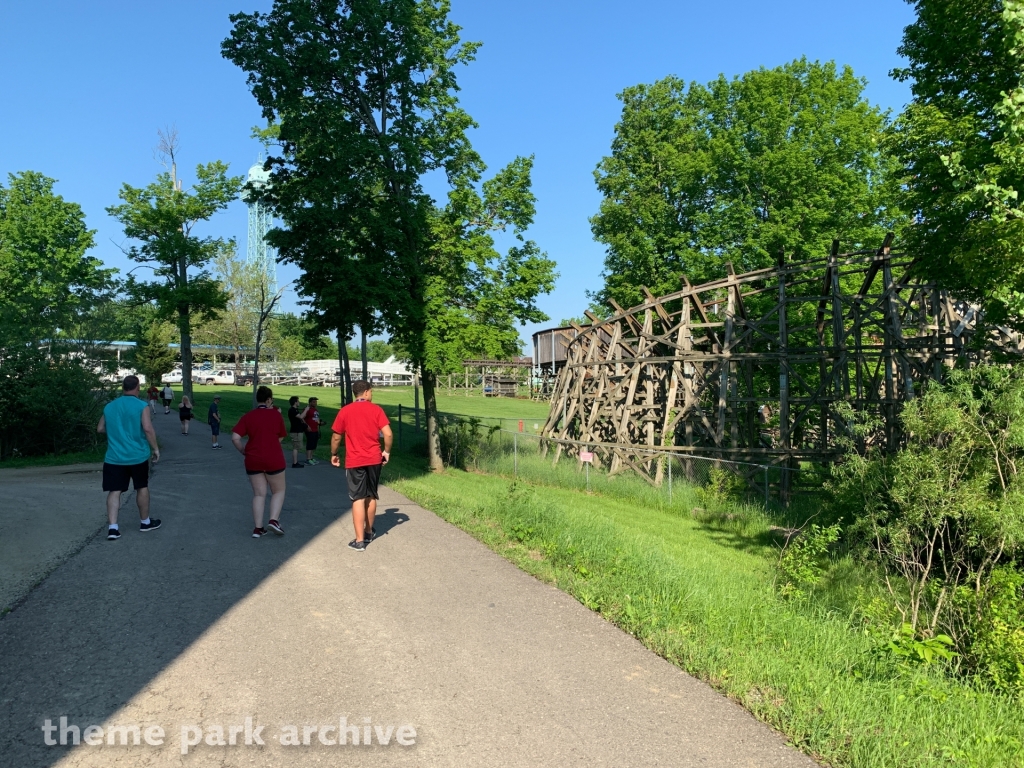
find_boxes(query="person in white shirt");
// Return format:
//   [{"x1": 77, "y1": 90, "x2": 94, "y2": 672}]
[{"x1": 161, "y1": 385, "x2": 174, "y2": 414}]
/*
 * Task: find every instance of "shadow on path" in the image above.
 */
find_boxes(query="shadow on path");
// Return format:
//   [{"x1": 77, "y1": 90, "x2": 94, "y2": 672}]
[{"x1": 0, "y1": 408, "x2": 419, "y2": 766}]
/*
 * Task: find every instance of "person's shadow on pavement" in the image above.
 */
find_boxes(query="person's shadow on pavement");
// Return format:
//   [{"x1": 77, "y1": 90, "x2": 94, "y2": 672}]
[{"x1": 374, "y1": 508, "x2": 409, "y2": 537}]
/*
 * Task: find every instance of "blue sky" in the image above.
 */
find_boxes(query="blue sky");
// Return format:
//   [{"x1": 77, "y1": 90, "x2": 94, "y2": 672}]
[{"x1": 0, "y1": 0, "x2": 916, "y2": 349}]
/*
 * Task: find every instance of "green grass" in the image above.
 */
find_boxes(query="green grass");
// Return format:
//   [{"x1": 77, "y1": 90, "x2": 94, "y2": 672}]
[
  {"x1": 382, "y1": 438, "x2": 1024, "y2": 768},
  {"x1": 0, "y1": 384, "x2": 550, "y2": 470},
  {"x1": 0, "y1": 445, "x2": 106, "y2": 469}
]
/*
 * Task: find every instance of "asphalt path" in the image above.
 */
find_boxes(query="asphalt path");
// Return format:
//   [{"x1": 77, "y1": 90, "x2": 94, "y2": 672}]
[{"x1": 0, "y1": 404, "x2": 815, "y2": 767}]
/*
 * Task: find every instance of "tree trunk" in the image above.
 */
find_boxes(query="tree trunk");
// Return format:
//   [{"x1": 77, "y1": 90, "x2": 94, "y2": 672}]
[
  {"x1": 422, "y1": 368, "x2": 443, "y2": 472},
  {"x1": 252, "y1": 325, "x2": 263, "y2": 409},
  {"x1": 233, "y1": 326, "x2": 242, "y2": 376},
  {"x1": 179, "y1": 308, "x2": 194, "y2": 402},
  {"x1": 337, "y1": 333, "x2": 347, "y2": 406},
  {"x1": 340, "y1": 339, "x2": 353, "y2": 405},
  {"x1": 361, "y1": 326, "x2": 369, "y2": 384}
]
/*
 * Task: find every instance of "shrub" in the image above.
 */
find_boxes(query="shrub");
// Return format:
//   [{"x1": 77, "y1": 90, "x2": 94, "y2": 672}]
[
  {"x1": 776, "y1": 521, "x2": 842, "y2": 599},
  {"x1": 828, "y1": 365, "x2": 1024, "y2": 679},
  {"x1": 0, "y1": 347, "x2": 111, "y2": 459},
  {"x1": 962, "y1": 565, "x2": 1024, "y2": 697},
  {"x1": 437, "y1": 415, "x2": 499, "y2": 469}
]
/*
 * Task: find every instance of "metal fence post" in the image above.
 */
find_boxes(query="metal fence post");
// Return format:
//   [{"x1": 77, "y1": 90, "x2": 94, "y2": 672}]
[
  {"x1": 668, "y1": 456, "x2": 672, "y2": 504},
  {"x1": 514, "y1": 431, "x2": 518, "y2": 476},
  {"x1": 764, "y1": 465, "x2": 769, "y2": 505},
  {"x1": 398, "y1": 403, "x2": 403, "y2": 449}
]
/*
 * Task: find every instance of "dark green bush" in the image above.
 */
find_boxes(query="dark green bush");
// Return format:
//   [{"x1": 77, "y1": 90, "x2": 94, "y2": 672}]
[
  {"x1": 438, "y1": 415, "x2": 499, "y2": 470},
  {"x1": 960, "y1": 565, "x2": 1024, "y2": 697},
  {"x1": 828, "y1": 365, "x2": 1024, "y2": 693},
  {"x1": 0, "y1": 347, "x2": 111, "y2": 459}
]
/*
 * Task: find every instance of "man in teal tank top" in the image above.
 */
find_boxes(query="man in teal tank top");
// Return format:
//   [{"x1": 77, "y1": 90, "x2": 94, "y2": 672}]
[{"x1": 97, "y1": 375, "x2": 161, "y2": 540}]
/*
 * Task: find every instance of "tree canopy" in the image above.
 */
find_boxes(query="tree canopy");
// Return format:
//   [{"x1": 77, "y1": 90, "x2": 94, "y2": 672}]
[
  {"x1": 224, "y1": 0, "x2": 553, "y2": 468},
  {"x1": 423, "y1": 155, "x2": 556, "y2": 374},
  {"x1": 0, "y1": 171, "x2": 112, "y2": 345},
  {"x1": 223, "y1": 0, "x2": 481, "y2": 360},
  {"x1": 107, "y1": 138, "x2": 242, "y2": 400},
  {"x1": 591, "y1": 59, "x2": 905, "y2": 308},
  {"x1": 890, "y1": 0, "x2": 1024, "y2": 327}
]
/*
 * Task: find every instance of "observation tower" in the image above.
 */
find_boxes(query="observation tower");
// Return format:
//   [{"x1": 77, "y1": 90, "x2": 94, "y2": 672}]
[{"x1": 243, "y1": 161, "x2": 276, "y2": 292}]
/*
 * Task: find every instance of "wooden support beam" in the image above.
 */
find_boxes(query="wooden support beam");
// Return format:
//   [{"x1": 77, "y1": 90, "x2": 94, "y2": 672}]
[{"x1": 538, "y1": 236, "x2": 1022, "y2": 490}]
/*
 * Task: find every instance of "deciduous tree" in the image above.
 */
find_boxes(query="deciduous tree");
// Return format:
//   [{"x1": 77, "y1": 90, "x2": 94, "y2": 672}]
[
  {"x1": 0, "y1": 171, "x2": 113, "y2": 346},
  {"x1": 107, "y1": 132, "x2": 242, "y2": 401},
  {"x1": 423, "y1": 155, "x2": 556, "y2": 373},
  {"x1": 194, "y1": 248, "x2": 258, "y2": 373},
  {"x1": 592, "y1": 60, "x2": 904, "y2": 308},
  {"x1": 891, "y1": 0, "x2": 1024, "y2": 327},
  {"x1": 224, "y1": 0, "x2": 484, "y2": 469}
]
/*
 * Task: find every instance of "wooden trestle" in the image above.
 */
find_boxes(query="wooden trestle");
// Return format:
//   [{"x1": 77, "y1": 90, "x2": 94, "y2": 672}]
[{"x1": 541, "y1": 236, "x2": 1022, "y2": 495}]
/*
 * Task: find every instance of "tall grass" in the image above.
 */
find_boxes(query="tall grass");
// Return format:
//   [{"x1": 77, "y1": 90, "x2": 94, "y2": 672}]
[{"x1": 389, "y1": 439, "x2": 1024, "y2": 767}]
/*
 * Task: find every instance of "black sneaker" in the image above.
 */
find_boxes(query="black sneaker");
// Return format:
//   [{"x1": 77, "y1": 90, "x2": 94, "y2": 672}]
[
  {"x1": 363, "y1": 526, "x2": 376, "y2": 543},
  {"x1": 348, "y1": 539, "x2": 367, "y2": 552},
  {"x1": 107, "y1": 528, "x2": 121, "y2": 540},
  {"x1": 291, "y1": 463, "x2": 304, "y2": 469},
  {"x1": 140, "y1": 519, "x2": 162, "y2": 532},
  {"x1": 252, "y1": 527, "x2": 268, "y2": 538},
  {"x1": 267, "y1": 519, "x2": 284, "y2": 535}
]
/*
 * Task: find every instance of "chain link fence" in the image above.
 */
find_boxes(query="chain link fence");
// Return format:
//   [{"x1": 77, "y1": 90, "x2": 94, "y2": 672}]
[
  {"x1": 419, "y1": 416, "x2": 796, "y2": 506},
  {"x1": 389, "y1": 407, "x2": 802, "y2": 505}
]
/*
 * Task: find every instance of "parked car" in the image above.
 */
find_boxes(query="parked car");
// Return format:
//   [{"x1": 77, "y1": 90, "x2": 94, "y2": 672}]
[
  {"x1": 103, "y1": 368, "x2": 145, "y2": 384},
  {"x1": 162, "y1": 369, "x2": 216, "y2": 384},
  {"x1": 199, "y1": 370, "x2": 235, "y2": 385}
]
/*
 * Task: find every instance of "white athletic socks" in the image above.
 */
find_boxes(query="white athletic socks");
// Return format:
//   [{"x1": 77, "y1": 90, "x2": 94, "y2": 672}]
[
  {"x1": 140, "y1": 518, "x2": 150, "y2": 526},
  {"x1": 108, "y1": 524, "x2": 118, "y2": 531}
]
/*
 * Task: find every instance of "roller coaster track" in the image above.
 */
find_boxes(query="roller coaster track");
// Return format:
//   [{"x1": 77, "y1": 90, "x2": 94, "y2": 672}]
[{"x1": 542, "y1": 235, "x2": 1022, "y2": 494}]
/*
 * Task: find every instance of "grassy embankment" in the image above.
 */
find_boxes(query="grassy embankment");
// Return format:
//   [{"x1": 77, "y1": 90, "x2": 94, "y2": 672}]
[{"x1": 383, "y1": 434, "x2": 1024, "y2": 766}]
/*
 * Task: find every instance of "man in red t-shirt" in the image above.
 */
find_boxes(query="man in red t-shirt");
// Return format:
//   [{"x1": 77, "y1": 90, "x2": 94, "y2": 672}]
[
  {"x1": 304, "y1": 396, "x2": 322, "y2": 465},
  {"x1": 331, "y1": 380, "x2": 393, "y2": 552}
]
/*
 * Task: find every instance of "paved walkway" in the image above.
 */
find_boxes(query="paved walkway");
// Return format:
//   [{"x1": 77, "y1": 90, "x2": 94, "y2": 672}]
[{"x1": 0, "y1": 406, "x2": 814, "y2": 767}]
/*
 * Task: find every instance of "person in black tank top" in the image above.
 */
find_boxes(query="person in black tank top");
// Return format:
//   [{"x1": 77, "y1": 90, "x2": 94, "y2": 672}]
[{"x1": 179, "y1": 396, "x2": 194, "y2": 435}]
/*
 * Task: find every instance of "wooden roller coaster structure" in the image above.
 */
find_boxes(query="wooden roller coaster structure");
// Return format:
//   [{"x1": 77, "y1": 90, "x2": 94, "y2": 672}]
[{"x1": 541, "y1": 235, "x2": 1023, "y2": 497}]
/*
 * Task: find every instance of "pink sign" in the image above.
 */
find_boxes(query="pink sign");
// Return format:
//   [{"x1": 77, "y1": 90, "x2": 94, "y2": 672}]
[{"x1": 580, "y1": 451, "x2": 594, "y2": 463}]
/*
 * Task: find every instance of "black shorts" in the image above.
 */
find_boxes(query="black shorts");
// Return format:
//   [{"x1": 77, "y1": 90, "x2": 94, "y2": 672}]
[
  {"x1": 210, "y1": 422, "x2": 220, "y2": 435},
  {"x1": 305, "y1": 431, "x2": 320, "y2": 451},
  {"x1": 102, "y1": 461, "x2": 149, "y2": 492},
  {"x1": 162, "y1": 398, "x2": 172, "y2": 406},
  {"x1": 246, "y1": 467, "x2": 285, "y2": 476},
  {"x1": 346, "y1": 464, "x2": 382, "y2": 501}
]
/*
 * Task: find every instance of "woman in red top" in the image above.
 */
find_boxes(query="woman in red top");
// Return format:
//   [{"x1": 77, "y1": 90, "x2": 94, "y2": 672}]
[{"x1": 231, "y1": 386, "x2": 289, "y2": 538}]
